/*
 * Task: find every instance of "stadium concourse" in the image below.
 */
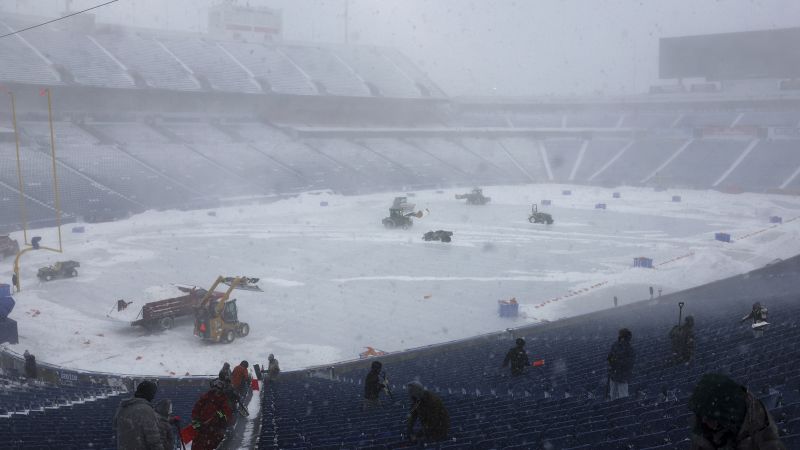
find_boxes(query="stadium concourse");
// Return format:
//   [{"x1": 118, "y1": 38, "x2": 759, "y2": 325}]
[{"x1": 0, "y1": 8, "x2": 799, "y2": 450}]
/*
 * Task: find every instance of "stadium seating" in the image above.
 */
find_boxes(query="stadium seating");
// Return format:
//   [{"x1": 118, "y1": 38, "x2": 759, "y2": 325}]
[
  {"x1": 541, "y1": 139, "x2": 584, "y2": 181},
  {"x1": 0, "y1": 27, "x2": 61, "y2": 86},
  {"x1": 655, "y1": 139, "x2": 750, "y2": 189},
  {"x1": 159, "y1": 37, "x2": 261, "y2": 94},
  {"x1": 565, "y1": 114, "x2": 621, "y2": 128},
  {"x1": 572, "y1": 139, "x2": 631, "y2": 182},
  {"x1": 723, "y1": 140, "x2": 800, "y2": 192},
  {"x1": 407, "y1": 138, "x2": 509, "y2": 185},
  {"x1": 499, "y1": 138, "x2": 551, "y2": 182},
  {"x1": 0, "y1": 372, "x2": 209, "y2": 450},
  {"x1": 92, "y1": 32, "x2": 202, "y2": 91},
  {"x1": 0, "y1": 141, "x2": 136, "y2": 222},
  {"x1": 256, "y1": 256, "x2": 800, "y2": 449},
  {"x1": 22, "y1": 27, "x2": 135, "y2": 89},
  {"x1": 334, "y1": 47, "x2": 424, "y2": 98},
  {"x1": 357, "y1": 138, "x2": 461, "y2": 188},
  {"x1": 281, "y1": 46, "x2": 372, "y2": 97},
  {"x1": 593, "y1": 139, "x2": 685, "y2": 186},
  {"x1": 457, "y1": 138, "x2": 533, "y2": 184},
  {"x1": 509, "y1": 113, "x2": 563, "y2": 128},
  {"x1": 620, "y1": 113, "x2": 680, "y2": 130},
  {"x1": 305, "y1": 138, "x2": 412, "y2": 192}
]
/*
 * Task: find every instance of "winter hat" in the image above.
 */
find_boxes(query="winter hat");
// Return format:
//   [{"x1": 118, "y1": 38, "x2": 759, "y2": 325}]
[
  {"x1": 618, "y1": 328, "x2": 632, "y2": 341},
  {"x1": 134, "y1": 380, "x2": 158, "y2": 402},
  {"x1": 154, "y1": 399, "x2": 172, "y2": 418},
  {"x1": 515, "y1": 338, "x2": 525, "y2": 347},
  {"x1": 689, "y1": 373, "x2": 748, "y2": 429},
  {"x1": 240, "y1": 360, "x2": 249, "y2": 368},
  {"x1": 268, "y1": 354, "x2": 275, "y2": 361},
  {"x1": 371, "y1": 361, "x2": 382, "y2": 371},
  {"x1": 407, "y1": 381, "x2": 424, "y2": 399}
]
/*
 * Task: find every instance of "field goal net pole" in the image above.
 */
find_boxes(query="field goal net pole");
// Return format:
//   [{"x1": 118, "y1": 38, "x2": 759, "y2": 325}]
[{"x1": 9, "y1": 88, "x2": 64, "y2": 292}]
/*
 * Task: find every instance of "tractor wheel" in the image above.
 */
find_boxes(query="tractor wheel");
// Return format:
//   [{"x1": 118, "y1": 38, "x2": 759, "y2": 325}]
[
  {"x1": 159, "y1": 316, "x2": 174, "y2": 330},
  {"x1": 528, "y1": 216, "x2": 535, "y2": 223},
  {"x1": 547, "y1": 218, "x2": 554, "y2": 225},
  {"x1": 70, "y1": 269, "x2": 78, "y2": 277},
  {"x1": 383, "y1": 219, "x2": 395, "y2": 229},
  {"x1": 237, "y1": 322, "x2": 250, "y2": 337},
  {"x1": 223, "y1": 330, "x2": 236, "y2": 344},
  {"x1": 45, "y1": 274, "x2": 53, "y2": 281}
]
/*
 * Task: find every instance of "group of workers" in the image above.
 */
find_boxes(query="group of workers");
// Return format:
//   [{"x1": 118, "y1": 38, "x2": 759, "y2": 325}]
[{"x1": 113, "y1": 354, "x2": 280, "y2": 450}]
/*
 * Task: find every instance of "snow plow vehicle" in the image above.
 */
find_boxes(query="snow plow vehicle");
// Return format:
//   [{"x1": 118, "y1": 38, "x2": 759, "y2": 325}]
[
  {"x1": 0, "y1": 236, "x2": 19, "y2": 258},
  {"x1": 382, "y1": 197, "x2": 426, "y2": 229},
  {"x1": 37, "y1": 261, "x2": 80, "y2": 281},
  {"x1": 528, "y1": 204, "x2": 554, "y2": 225},
  {"x1": 455, "y1": 188, "x2": 491, "y2": 205},
  {"x1": 121, "y1": 286, "x2": 225, "y2": 331},
  {"x1": 422, "y1": 230, "x2": 453, "y2": 243},
  {"x1": 194, "y1": 276, "x2": 250, "y2": 344}
]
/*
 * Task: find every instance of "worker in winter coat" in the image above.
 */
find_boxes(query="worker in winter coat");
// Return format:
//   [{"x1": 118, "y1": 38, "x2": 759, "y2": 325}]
[
  {"x1": 23, "y1": 350, "x2": 37, "y2": 380},
  {"x1": 154, "y1": 399, "x2": 175, "y2": 450},
  {"x1": 231, "y1": 360, "x2": 250, "y2": 395},
  {"x1": 502, "y1": 338, "x2": 530, "y2": 376},
  {"x1": 191, "y1": 379, "x2": 232, "y2": 450},
  {"x1": 267, "y1": 354, "x2": 280, "y2": 381},
  {"x1": 670, "y1": 315, "x2": 695, "y2": 364},
  {"x1": 607, "y1": 328, "x2": 635, "y2": 400},
  {"x1": 741, "y1": 302, "x2": 769, "y2": 338},
  {"x1": 406, "y1": 381, "x2": 449, "y2": 443},
  {"x1": 113, "y1": 380, "x2": 164, "y2": 450},
  {"x1": 218, "y1": 362, "x2": 232, "y2": 383},
  {"x1": 363, "y1": 361, "x2": 386, "y2": 408},
  {"x1": 689, "y1": 373, "x2": 785, "y2": 450}
]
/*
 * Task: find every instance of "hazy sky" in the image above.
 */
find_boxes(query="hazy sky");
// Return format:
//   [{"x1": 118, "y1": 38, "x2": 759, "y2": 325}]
[{"x1": 2, "y1": 0, "x2": 799, "y2": 96}]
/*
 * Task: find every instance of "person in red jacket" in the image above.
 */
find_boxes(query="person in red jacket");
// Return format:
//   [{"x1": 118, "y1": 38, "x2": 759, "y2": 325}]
[
  {"x1": 231, "y1": 360, "x2": 250, "y2": 394},
  {"x1": 191, "y1": 379, "x2": 232, "y2": 450}
]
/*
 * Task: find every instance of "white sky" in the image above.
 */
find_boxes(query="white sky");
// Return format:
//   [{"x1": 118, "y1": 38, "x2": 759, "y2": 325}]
[{"x1": 2, "y1": 0, "x2": 799, "y2": 96}]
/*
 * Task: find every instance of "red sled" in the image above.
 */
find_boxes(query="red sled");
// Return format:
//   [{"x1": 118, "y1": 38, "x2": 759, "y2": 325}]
[
  {"x1": 251, "y1": 378, "x2": 260, "y2": 391},
  {"x1": 532, "y1": 359, "x2": 545, "y2": 367},
  {"x1": 180, "y1": 424, "x2": 195, "y2": 444}
]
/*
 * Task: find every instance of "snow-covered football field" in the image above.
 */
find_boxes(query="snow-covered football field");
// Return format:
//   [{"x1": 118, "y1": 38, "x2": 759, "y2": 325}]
[{"x1": 3, "y1": 184, "x2": 800, "y2": 376}]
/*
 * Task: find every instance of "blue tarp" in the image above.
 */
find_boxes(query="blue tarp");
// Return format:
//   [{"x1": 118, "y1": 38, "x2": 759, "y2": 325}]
[{"x1": 0, "y1": 295, "x2": 15, "y2": 319}]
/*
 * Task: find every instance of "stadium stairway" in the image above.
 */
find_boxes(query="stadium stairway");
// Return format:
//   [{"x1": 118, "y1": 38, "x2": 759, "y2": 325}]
[{"x1": 256, "y1": 255, "x2": 800, "y2": 449}]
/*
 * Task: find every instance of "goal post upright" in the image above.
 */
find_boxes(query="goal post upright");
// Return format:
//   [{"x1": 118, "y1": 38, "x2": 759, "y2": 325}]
[
  {"x1": 8, "y1": 91, "x2": 29, "y2": 245},
  {"x1": 45, "y1": 88, "x2": 64, "y2": 253},
  {"x1": 8, "y1": 88, "x2": 65, "y2": 292}
]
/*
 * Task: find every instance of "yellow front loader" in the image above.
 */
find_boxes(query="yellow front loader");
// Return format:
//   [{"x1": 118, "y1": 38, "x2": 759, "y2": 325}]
[{"x1": 193, "y1": 276, "x2": 250, "y2": 344}]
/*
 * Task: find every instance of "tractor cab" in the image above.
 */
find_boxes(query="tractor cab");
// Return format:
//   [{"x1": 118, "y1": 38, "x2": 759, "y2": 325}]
[{"x1": 222, "y1": 299, "x2": 238, "y2": 323}]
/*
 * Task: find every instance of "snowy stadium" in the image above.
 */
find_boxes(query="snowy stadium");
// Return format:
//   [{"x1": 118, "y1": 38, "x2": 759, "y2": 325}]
[{"x1": 0, "y1": 1, "x2": 799, "y2": 449}]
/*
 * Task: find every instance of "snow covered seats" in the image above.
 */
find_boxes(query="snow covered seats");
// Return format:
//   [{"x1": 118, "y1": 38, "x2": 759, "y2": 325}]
[{"x1": 259, "y1": 255, "x2": 800, "y2": 449}]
